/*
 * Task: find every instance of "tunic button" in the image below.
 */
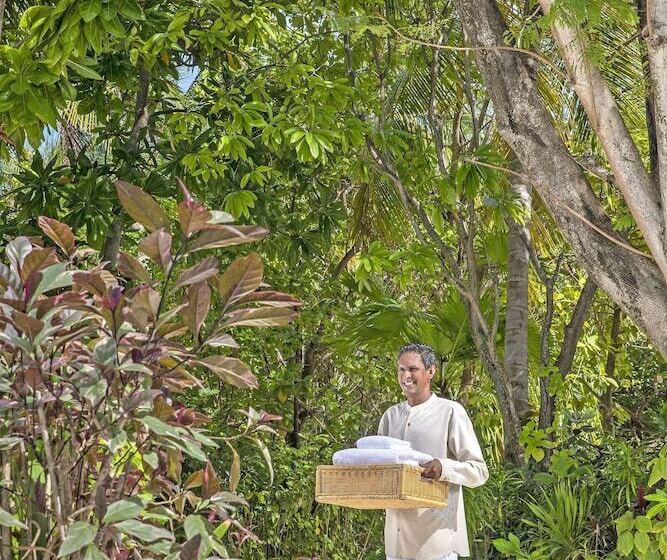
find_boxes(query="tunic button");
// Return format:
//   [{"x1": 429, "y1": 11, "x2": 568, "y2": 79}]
[{"x1": 407, "y1": 422, "x2": 411, "y2": 427}]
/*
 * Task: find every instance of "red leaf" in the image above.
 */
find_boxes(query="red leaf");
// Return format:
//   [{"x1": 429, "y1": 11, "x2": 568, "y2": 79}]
[
  {"x1": 115, "y1": 180, "x2": 170, "y2": 232},
  {"x1": 237, "y1": 290, "x2": 303, "y2": 307},
  {"x1": 37, "y1": 217, "x2": 75, "y2": 256},
  {"x1": 139, "y1": 228, "x2": 172, "y2": 271},
  {"x1": 223, "y1": 307, "x2": 296, "y2": 328},
  {"x1": 20, "y1": 248, "x2": 58, "y2": 283},
  {"x1": 189, "y1": 225, "x2": 267, "y2": 252},
  {"x1": 118, "y1": 252, "x2": 151, "y2": 283},
  {"x1": 173, "y1": 257, "x2": 218, "y2": 289},
  {"x1": 198, "y1": 356, "x2": 258, "y2": 388},
  {"x1": 213, "y1": 253, "x2": 263, "y2": 311},
  {"x1": 177, "y1": 179, "x2": 212, "y2": 238},
  {"x1": 183, "y1": 282, "x2": 211, "y2": 338}
]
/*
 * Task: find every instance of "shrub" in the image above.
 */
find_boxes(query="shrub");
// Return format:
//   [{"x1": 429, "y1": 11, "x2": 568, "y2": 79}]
[{"x1": 0, "y1": 180, "x2": 298, "y2": 558}]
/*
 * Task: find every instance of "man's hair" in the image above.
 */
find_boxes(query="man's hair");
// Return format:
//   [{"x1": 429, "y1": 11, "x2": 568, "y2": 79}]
[{"x1": 398, "y1": 343, "x2": 437, "y2": 370}]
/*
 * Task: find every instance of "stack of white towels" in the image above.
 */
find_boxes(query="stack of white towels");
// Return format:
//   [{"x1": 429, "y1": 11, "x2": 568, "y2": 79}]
[{"x1": 332, "y1": 435, "x2": 433, "y2": 466}]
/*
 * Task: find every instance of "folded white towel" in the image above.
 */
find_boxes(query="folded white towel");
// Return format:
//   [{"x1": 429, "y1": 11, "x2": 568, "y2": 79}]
[
  {"x1": 332, "y1": 448, "x2": 433, "y2": 466},
  {"x1": 355, "y1": 435, "x2": 411, "y2": 450}
]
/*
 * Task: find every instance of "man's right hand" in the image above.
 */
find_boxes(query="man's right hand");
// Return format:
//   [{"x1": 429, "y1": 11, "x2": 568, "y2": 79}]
[{"x1": 419, "y1": 459, "x2": 442, "y2": 480}]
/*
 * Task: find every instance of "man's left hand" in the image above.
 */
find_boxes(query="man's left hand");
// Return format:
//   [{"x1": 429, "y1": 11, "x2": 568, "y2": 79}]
[{"x1": 419, "y1": 459, "x2": 442, "y2": 479}]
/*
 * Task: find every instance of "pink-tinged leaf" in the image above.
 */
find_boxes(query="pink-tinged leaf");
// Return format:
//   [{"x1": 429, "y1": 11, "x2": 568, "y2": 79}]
[
  {"x1": 138, "y1": 229, "x2": 172, "y2": 271},
  {"x1": 129, "y1": 285, "x2": 160, "y2": 326},
  {"x1": 183, "y1": 282, "x2": 211, "y2": 338},
  {"x1": 115, "y1": 180, "x2": 170, "y2": 233},
  {"x1": 259, "y1": 410, "x2": 283, "y2": 424},
  {"x1": 213, "y1": 253, "x2": 263, "y2": 311},
  {"x1": 6, "y1": 237, "x2": 32, "y2": 279},
  {"x1": 118, "y1": 252, "x2": 151, "y2": 283},
  {"x1": 202, "y1": 462, "x2": 221, "y2": 499},
  {"x1": 20, "y1": 248, "x2": 58, "y2": 284},
  {"x1": 180, "y1": 535, "x2": 202, "y2": 560},
  {"x1": 101, "y1": 286, "x2": 123, "y2": 311},
  {"x1": 73, "y1": 271, "x2": 109, "y2": 297},
  {"x1": 189, "y1": 225, "x2": 268, "y2": 253},
  {"x1": 198, "y1": 356, "x2": 258, "y2": 388},
  {"x1": 11, "y1": 310, "x2": 44, "y2": 338},
  {"x1": 37, "y1": 217, "x2": 75, "y2": 256},
  {"x1": 223, "y1": 307, "x2": 296, "y2": 328},
  {"x1": 237, "y1": 290, "x2": 303, "y2": 307},
  {"x1": 203, "y1": 333, "x2": 238, "y2": 348},
  {"x1": 177, "y1": 179, "x2": 212, "y2": 238},
  {"x1": 173, "y1": 257, "x2": 218, "y2": 289}
]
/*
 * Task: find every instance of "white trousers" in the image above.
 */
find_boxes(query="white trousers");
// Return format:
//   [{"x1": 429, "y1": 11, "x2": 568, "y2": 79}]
[{"x1": 387, "y1": 555, "x2": 458, "y2": 560}]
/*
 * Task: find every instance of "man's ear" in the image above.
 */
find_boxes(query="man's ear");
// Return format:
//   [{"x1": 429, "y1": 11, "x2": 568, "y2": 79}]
[{"x1": 428, "y1": 366, "x2": 436, "y2": 379}]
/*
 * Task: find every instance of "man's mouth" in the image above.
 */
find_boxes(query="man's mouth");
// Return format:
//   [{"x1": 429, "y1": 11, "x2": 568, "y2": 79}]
[{"x1": 403, "y1": 380, "x2": 415, "y2": 388}]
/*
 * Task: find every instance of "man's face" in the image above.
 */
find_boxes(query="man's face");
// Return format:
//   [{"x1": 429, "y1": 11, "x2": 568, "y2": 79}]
[{"x1": 397, "y1": 352, "x2": 433, "y2": 404}]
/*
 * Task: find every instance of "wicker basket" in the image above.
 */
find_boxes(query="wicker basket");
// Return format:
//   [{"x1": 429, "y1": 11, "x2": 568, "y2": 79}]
[{"x1": 315, "y1": 464, "x2": 449, "y2": 509}]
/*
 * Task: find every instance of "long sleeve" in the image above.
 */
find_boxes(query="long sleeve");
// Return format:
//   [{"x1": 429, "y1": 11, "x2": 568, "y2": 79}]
[
  {"x1": 377, "y1": 411, "x2": 388, "y2": 436},
  {"x1": 437, "y1": 404, "x2": 489, "y2": 488}
]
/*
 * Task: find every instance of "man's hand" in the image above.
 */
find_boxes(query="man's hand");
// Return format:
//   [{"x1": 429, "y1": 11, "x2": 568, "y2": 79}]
[{"x1": 419, "y1": 459, "x2": 442, "y2": 480}]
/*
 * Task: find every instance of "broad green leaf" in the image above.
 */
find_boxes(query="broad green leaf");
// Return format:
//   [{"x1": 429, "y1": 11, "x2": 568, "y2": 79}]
[
  {"x1": 115, "y1": 181, "x2": 170, "y2": 233},
  {"x1": 67, "y1": 60, "x2": 104, "y2": 80},
  {"x1": 616, "y1": 511, "x2": 635, "y2": 533},
  {"x1": 617, "y1": 531, "x2": 634, "y2": 556},
  {"x1": 79, "y1": 0, "x2": 102, "y2": 22},
  {"x1": 112, "y1": 519, "x2": 174, "y2": 543},
  {"x1": 38, "y1": 216, "x2": 75, "y2": 256},
  {"x1": 102, "y1": 498, "x2": 145, "y2": 524},
  {"x1": 634, "y1": 530, "x2": 650, "y2": 554},
  {"x1": 198, "y1": 356, "x2": 258, "y2": 388},
  {"x1": 83, "y1": 545, "x2": 109, "y2": 560},
  {"x1": 58, "y1": 521, "x2": 98, "y2": 557},
  {"x1": 635, "y1": 516, "x2": 652, "y2": 532},
  {"x1": 141, "y1": 416, "x2": 184, "y2": 437},
  {"x1": 0, "y1": 506, "x2": 26, "y2": 529}
]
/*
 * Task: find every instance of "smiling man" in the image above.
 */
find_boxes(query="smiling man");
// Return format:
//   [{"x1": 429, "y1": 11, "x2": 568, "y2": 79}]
[{"x1": 377, "y1": 343, "x2": 489, "y2": 560}]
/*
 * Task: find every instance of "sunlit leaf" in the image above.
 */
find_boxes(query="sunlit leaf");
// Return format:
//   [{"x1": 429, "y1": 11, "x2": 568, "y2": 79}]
[
  {"x1": 223, "y1": 306, "x2": 296, "y2": 327},
  {"x1": 38, "y1": 217, "x2": 75, "y2": 256},
  {"x1": 198, "y1": 356, "x2": 258, "y2": 388},
  {"x1": 115, "y1": 181, "x2": 170, "y2": 233}
]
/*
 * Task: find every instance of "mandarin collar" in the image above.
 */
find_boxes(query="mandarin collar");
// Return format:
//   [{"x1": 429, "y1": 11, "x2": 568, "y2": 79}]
[{"x1": 404, "y1": 392, "x2": 437, "y2": 412}]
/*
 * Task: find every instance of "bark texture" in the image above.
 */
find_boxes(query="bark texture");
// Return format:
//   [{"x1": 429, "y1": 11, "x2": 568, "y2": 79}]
[
  {"x1": 452, "y1": 0, "x2": 667, "y2": 358},
  {"x1": 504, "y1": 181, "x2": 532, "y2": 422}
]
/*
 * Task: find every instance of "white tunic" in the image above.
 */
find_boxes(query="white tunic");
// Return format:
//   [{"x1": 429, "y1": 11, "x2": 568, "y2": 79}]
[{"x1": 378, "y1": 394, "x2": 489, "y2": 559}]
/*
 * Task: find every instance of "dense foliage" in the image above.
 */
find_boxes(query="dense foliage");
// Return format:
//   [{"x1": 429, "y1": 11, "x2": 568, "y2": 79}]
[{"x1": 0, "y1": 0, "x2": 665, "y2": 558}]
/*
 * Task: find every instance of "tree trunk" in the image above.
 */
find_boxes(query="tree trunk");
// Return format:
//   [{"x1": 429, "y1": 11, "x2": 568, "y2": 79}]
[
  {"x1": 504, "y1": 180, "x2": 532, "y2": 422},
  {"x1": 539, "y1": 277, "x2": 597, "y2": 431},
  {"x1": 452, "y1": 0, "x2": 667, "y2": 359},
  {"x1": 600, "y1": 306, "x2": 622, "y2": 432}
]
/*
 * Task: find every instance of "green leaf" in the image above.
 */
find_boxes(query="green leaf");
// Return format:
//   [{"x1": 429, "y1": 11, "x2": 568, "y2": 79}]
[
  {"x1": 254, "y1": 437, "x2": 273, "y2": 485},
  {"x1": 67, "y1": 60, "x2": 104, "y2": 80},
  {"x1": 0, "y1": 506, "x2": 26, "y2": 529},
  {"x1": 617, "y1": 531, "x2": 634, "y2": 556},
  {"x1": 102, "y1": 498, "x2": 145, "y2": 524},
  {"x1": 112, "y1": 519, "x2": 174, "y2": 543},
  {"x1": 58, "y1": 522, "x2": 98, "y2": 557},
  {"x1": 635, "y1": 516, "x2": 652, "y2": 532},
  {"x1": 634, "y1": 531, "x2": 650, "y2": 554},
  {"x1": 118, "y1": 0, "x2": 143, "y2": 19},
  {"x1": 79, "y1": 0, "x2": 102, "y2": 22},
  {"x1": 83, "y1": 545, "x2": 109, "y2": 560},
  {"x1": 616, "y1": 512, "x2": 635, "y2": 534}
]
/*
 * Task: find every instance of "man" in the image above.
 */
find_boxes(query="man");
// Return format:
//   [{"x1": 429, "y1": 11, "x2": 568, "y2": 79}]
[{"x1": 377, "y1": 343, "x2": 489, "y2": 560}]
